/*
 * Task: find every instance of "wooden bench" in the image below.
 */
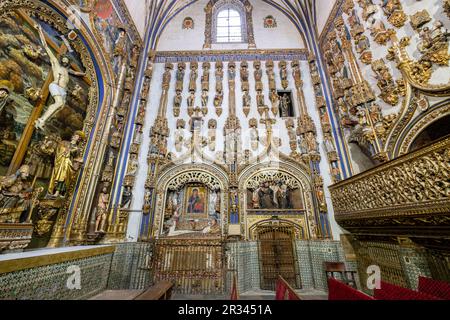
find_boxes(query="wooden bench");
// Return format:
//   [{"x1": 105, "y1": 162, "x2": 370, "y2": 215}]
[
  {"x1": 134, "y1": 281, "x2": 174, "y2": 300},
  {"x1": 324, "y1": 262, "x2": 357, "y2": 289}
]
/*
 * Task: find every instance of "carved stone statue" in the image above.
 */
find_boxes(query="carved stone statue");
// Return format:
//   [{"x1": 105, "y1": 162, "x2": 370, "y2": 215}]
[
  {"x1": 176, "y1": 63, "x2": 186, "y2": 92},
  {"x1": 95, "y1": 187, "x2": 109, "y2": 233},
  {"x1": 279, "y1": 61, "x2": 288, "y2": 89},
  {"x1": 34, "y1": 24, "x2": 85, "y2": 130},
  {"x1": 189, "y1": 62, "x2": 198, "y2": 92},
  {"x1": 0, "y1": 81, "x2": 12, "y2": 114},
  {"x1": 187, "y1": 91, "x2": 195, "y2": 108},
  {"x1": 201, "y1": 89, "x2": 209, "y2": 107},
  {"x1": 121, "y1": 186, "x2": 132, "y2": 209},
  {"x1": 48, "y1": 131, "x2": 85, "y2": 197},
  {"x1": 0, "y1": 165, "x2": 32, "y2": 212},
  {"x1": 279, "y1": 93, "x2": 291, "y2": 117}
]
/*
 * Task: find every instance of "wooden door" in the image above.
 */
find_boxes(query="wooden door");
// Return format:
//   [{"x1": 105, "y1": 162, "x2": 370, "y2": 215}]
[{"x1": 258, "y1": 226, "x2": 299, "y2": 290}]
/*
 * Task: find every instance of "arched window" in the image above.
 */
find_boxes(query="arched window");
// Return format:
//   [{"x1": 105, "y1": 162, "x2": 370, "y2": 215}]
[
  {"x1": 216, "y1": 8, "x2": 242, "y2": 43},
  {"x1": 204, "y1": 0, "x2": 255, "y2": 48}
]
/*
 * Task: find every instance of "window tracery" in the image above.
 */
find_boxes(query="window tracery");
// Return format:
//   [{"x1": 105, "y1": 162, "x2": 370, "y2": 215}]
[{"x1": 204, "y1": 0, "x2": 256, "y2": 48}]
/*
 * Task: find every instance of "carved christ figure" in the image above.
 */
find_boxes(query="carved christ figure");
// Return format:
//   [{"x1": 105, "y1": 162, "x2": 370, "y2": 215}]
[{"x1": 34, "y1": 24, "x2": 85, "y2": 130}]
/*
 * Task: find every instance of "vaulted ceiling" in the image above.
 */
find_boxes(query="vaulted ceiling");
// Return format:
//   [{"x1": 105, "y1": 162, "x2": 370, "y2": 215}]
[{"x1": 123, "y1": 0, "x2": 337, "y2": 45}]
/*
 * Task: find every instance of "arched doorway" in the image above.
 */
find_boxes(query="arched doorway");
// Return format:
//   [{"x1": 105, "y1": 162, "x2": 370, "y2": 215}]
[
  {"x1": 409, "y1": 114, "x2": 450, "y2": 152},
  {"x1": 254, "y1": 219, "x2": 302, "y2": 291}
]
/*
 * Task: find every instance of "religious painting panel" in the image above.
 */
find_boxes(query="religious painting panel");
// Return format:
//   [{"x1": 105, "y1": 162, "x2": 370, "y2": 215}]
[
  {"x1": 0, "y1": 2, "x2": 99, "y2": 250},
  {"x1": 162, "y1": 182, "x2": 221, "y2": 237}
]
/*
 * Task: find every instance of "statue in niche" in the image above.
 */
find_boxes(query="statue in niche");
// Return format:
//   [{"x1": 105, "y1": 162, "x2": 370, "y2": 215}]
[
  {"x1": 133, "y1": 124, "x2": 142, "y2": 144},
  {"x1": 48, "y1": 131, "x2": 85, "y2": 198},
  {"x1": 208, "y1": 119, "x2": 217, "y2": 151},
  {"x1": 187, "y1": 91, "x2": 195, "y2": 108},
  {"x1": 257, "y1": 91, "x2": 265, "y2": 107},
  {"x1": 176, "y1": 63, "x2": 186, "y2": 92},
  {"x1": 130, "y1": 45, "x2": 141, "y2": 70},
  {"x1": 113, "y1": 27, "x2": 127, "y2": 58},
  {"x1": 175, "y1": 119, "x2": 185, "y2": 152},
  {"x1": 242, "y1": 91, "x2": 251, "y2": 116},
  {"x1": 228, "y1": 62, "x2": 236, "y2": 80},
  {"x1": 201, "y1": 62, "x2": 210, "y2": 91},
  {"x1": 189, "y1": 62, "x2": 198, "y2": 92},
  {"x1": 292, "y1": 61, "x2": 302, "y2": 88},
  {"x1": 323, "y1": 132, "x2": 336, "y2": 153},
  {"x1": 120, "y1": 186, "x2": 132, "y2": 209},
  {"x1": 0, "y1": 165, "x2": 32, "y2": 212},
  {"x1": 34, "y1": 24, "x2": 86, "y2": 130},
  {"x1": 298, "y1": 135, "x2": 308, "y2": 154},
  {"x1": 249, "y1": 118, "x2": 258, "y2": 151},
  {"x1": 305, "y1": 131, "x2": 318, "y2": 153},
  {"x1": 173, "y1": 90, "x2": 182, "y2": 117},
  {"x1": 240, "y1": 61, "x2": 249, "y2": 91},
  {"x1": 143, "y1": 190, "x2": 152, "y2": 212},
  {"x1": 95, "y1": 187, "x2": 109, "y2": 233},
  {"x1": 258, "y1": 182, "x2": 275, "y2": 209},
  {"x1": 254, "y1": 61, "x2": 263, "y2": 91},
  {"x1": 276, "y1": 181, "x2": 291, "y2": 209},
  {"x1": 162, "y1": 64, "x2": 172, "y2": 89},
  {"x1": 266, "y1": 62, "x2": 276, "y2": 91},
  {"x1": 214, "y1": 89, "x2": 223, "y2": 107},
  {"x1": 279, "y1": 61, "x2": 288, "y2": 89},
  {"x1": 126, "y1": 153, "x2": 138, "y2": 176},
  {"x1": 201, "y1": 89, "x2": 209, "y2": 107},
  {"x1": 215, "y1": 62, "x2": 224, "y2": 92},
  {"x1": 279, "y1": 93, "x2": 292, "y2": 117}
]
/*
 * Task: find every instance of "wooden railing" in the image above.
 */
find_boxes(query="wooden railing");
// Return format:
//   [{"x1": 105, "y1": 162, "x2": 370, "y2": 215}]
[{"x1": 329, "y1": 136, "x2": 450, "y2": 237}]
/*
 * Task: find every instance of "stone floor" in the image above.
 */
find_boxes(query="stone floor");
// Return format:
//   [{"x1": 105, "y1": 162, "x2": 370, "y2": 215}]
[{"x1": 172, "y1": 289, "x2": 327, "y2": 300}]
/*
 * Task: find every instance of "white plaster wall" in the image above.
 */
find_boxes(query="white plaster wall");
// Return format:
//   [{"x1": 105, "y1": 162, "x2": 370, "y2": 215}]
[
  {"x1": 157, "y1": 0, "x2": 304, "y2": 51},
  {"x1": 126, "y1": 58, "x2": 342, "y2": 240},
  {"x1": 317, "y1": 0, "x2": 337, "y2": 36},
  {"x1": 123, "y1": 0, "x2": 147, "y2": 38}
]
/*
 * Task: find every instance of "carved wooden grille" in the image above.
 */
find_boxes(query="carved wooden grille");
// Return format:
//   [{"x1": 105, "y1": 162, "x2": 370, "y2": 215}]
[
  {"x1": 152, "y1": 237, "x2": 224, "y2": 295},
  {"x1": 355, "y1": 241, "x2": 408, "y2": 294}
]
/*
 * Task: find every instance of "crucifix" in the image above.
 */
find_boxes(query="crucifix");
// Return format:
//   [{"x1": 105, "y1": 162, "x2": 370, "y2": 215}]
[{"x1": 7, "y1": 19, "x2": 86, "y2": 175}]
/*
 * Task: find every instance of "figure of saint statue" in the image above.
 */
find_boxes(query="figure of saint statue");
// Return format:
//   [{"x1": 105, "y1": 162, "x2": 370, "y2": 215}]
[
  {"x1": 34, "y1": 24, "x2": 86, "y2": 130},
  {"x1": 187, "y1": 91, "x2": 195, "y2": 108},
  {"x1": 280, "y1": 93, "x2": 291, "y2": 117},
  {"x1": 276, "y1": 181, "x2": 291, "y2": 209},
  {"x1": 0, "y1": 81, "x2": 12, "y2": 114},
  {"x1": 95, "y1": 187, "x2": 109, "y2": 233},
  {"x1": 121, "y1": 186, "x2": 132, "y2": 209},
  {"x1": 189, "y1": 67, "x2": 197, "y2": 92},
  {"x1": 48, "y1": 131, "x2": 85, "y2": 197},
  {"x1": 258, "y1": 182, "x2": 275, "y2": 209},
  {"x1": 0, "y1": 165, "x2": 32, "y2": 211},
  {"x1": 243, "y1": 91, "x2": 251, "y2": 108},
  {"x1": 201, "y1": 90, "x2": 209, "y2": 107},
  {"x1": 228, "y1": 64, "x2": 236, "y2": 80}
]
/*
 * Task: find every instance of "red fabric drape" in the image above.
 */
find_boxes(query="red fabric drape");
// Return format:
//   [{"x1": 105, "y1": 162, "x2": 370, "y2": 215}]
[
  {"x1": 275, "y1": 279, "x2": 288, "y2": 300},
  {"x1": 230, "y1": 274, "x2": 238, "y2": 300},
  {"x1": 418, "y1": 277, "x2": 450, "y2": 300},
  {"x1": 275, "y1": 277, "x2": 301, "y2": 300},
  {"x1": 327, "y1": 278, "x2": 374, "y2": 300},
  {"x1": 374, "y1": 281, "x2": 442, "y2": 300}
]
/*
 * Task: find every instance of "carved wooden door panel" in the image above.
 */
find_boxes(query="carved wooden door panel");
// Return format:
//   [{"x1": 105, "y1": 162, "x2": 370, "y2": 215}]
[{"x1": 258, "y1": 226, "x2": 300, "y2": 290}]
